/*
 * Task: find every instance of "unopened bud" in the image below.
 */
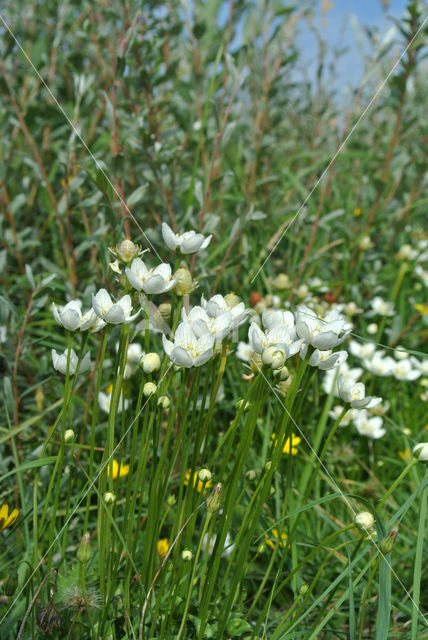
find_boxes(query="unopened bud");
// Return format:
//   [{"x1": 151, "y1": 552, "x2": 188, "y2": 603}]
[
  {"x1": 167, "y1": 494, "x2": 176, "y2": 506},
  {"x1": 115, "y1": 239, "x2": 140, "y2": 263},
  {"x1": 64, "y1": 429, "x2": 75, "y2": 443},
  {"x1": 262, "y1": 346, "x2": 287, "y2": 370},
  {"x1": 359, "y1": 235, "x2": 373, "y2": 251},
  {"x1": 245, "y1": 469, "x2": 257, "y2": 481},
  {"x1": 354, "y1": 511, "x2": 375, "y2": 531},
  {"x1": 299, "y1": 583, "x2": 309, "y2": 595},
  {"x1": 182, "y1": 548, "x2": 193, "y2": 562},
  {"x1": 158, "y1": 302, "x2": 172, "y2": 322},
  {"x1": 198, "y1": 468, "x2": 212, "y2": 483},
  {"x1": 380, "y1": 526, "x2": 398, "y2": 554},
  {"x1": 77, "y1": 532, "x2": 91, "y2": 564},
  {"x1": 158, "y1": 395, "x2": 170, "y2": 409},
  {"x1": 206, "y1": 483, "x2": 222, "y2": 513},
  {"x1": 35, "y1": 386, "x2": 45, "y2": 413},
  {"x1": 236, "y1": 398, "x2": 250, "y2": 411},
  {"x1": 413, "y1": 443, "x2": 428, "y2": 462},
  {"x1": 265, "y1": 460, "x2": 272, "y2": 472},
  {"x1": 140, "y1": 352, "x2": 161, "y2": 373},
  {"x1": 272, "y1": 273, "x2": 291, "y2": 290},
  {"x1": 104, "y1": 491, "x2": 116, "y2": 505},
  {"x1": 274, "y1": 366, "x2": 290, "y2": 381},
  {"x1": 257, "y1": 542, "x2": 266, "y2": 554},
  {"x1": 224, "y1": 292, "x2": 240, "y2": 308},
  {"x1": 174, "y1": 268, "x2": 194, "y2": 296},
  {"x1": 143, "y1": 382, "x2": 157, "y2": 397}
]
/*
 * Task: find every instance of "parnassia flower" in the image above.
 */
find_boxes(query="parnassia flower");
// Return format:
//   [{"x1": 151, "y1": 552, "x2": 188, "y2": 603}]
[
  {"x1": 370, "y1": 296, "x2": 394, "y2": 317},
  {"x1": 295, "y1": 306, "x2": 351, "y2": 350},
  {"x1": 52, "y1": 300, "x2": 98, "y2": 332},
  {"x1": 162, "y1": 322, "x2": 214, "y2": 367},
  {"x1": 308, "y1": 349, "x2": 348, "y2": 370},
  {"x1": 162, "y1": 222, "x2": 212, "y2": 254},
  {"x1": 51, "y1": 349, "x2": 91, "y2": 375},
  {"x1": 413, "y1": 443, "x2": 428, "y2": 461},
  {"x1": 92, "y1": 289, "x2": 140, "y2": 324},
  {"x1": 353, "y1": 411, "x2": 386, "y2": 439},
  {"x1": 125, "y1": 258, "x2": 176, "y2": 295},
  {"x1": 201, "y1": 294, "x2": 249, "y2": 329},
  {"x1": 182, "y1": 306, "x2": 233, "y2": 342},
  {"x1": 337, "y1": 375, "x2": 382, "y2": 409}
]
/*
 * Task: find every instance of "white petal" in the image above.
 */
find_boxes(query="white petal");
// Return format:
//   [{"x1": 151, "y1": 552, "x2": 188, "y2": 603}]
[{"x1": 162, "y1": 222, "x2": 178, "y2": 250}]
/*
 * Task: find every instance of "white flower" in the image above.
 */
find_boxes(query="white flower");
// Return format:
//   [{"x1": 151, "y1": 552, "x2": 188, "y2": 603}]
[
  {"x1": 162, "y1": 322, "x2": 214, "y2": 368},
  {"x1": 51, "y1": 348, "x2": 91, "y2": 375},
  {"x1": 329, "y1": 405, "x2": 357, "y2": 426},
  {"x1": 295, "y1": 306, "x2": 351, "y2": 350},
  {"x1": 162, "y1": 222, "x2": 212, "y2": 254},
  {"x1": 349, "y1": 340, "x2": 376, "y2": 360},
  {"x1": 337, "y1": 375, "x2": 382, "y2": 409},
  {"x1": 249, "y1": 322, "x2": 302, "y2": 365},
  {"x1": 308, "y1": 349, "x2": 348, "y2": 371},
  {"x1": 262, "y1": 309, "x2": 297, "y2": 339},
  {"x1": 92, "y1": 289, "x2": 140, "y2": 324},
  {"x1": 52, "y1": 299, "x2": 98, "y2": 332},
  {"x1": 125, "y1": 258, "x2": 176, "y2": 295},
  {"x1": 413, "y1": 443, "x2": 428, "y2": 461},
  {"x1": 0, "y1": 326, "x2": 6, "y2": 343},
  {"x1": 202, "y1": 532, "x2": 234, "y2": 557},
  {"x1": 392, "y1": 359, "x2": 421, "y2": 381},
  {"x1": 236, "y1": 341, "x2": 252, "y2": 362},
  {"x1": 201, "y1": 294, "x2": 249, "y2": 329},
  {"x1": 353, "y1": 410, "x2": 386, "y2": 439},
  {"x1": 126, "y1": 343, "x2": 144, "y2": 364},
  {"x1": 182, "y1": 306, "x2": 233, "y2": 342},
  {"x1": 363, "y1": 352, "x2": 395, "y2": 377},
  {"x1": 98, "y1": 386, "x2": 129, "y2": 414},
  {"x1": 410, "y1": 356, "x2": 428, "y2": 376},
  {"x1": 322, "y1": 361, "x2": 362, "y2": 396},
  {"x1": 370, "y1": 296, "x2": 394, "y2": 317}
]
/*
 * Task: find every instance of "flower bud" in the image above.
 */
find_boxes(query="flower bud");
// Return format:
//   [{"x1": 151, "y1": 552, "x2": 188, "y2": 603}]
[
  {"x1": 413, "y1": 443, "x2": 428, "y2": 462},
  {"x1": 158, "y1": 302, "x2": 172, "y2": 322},
  {"x1": 264, "y1": 294, "x2": 273, "y2": 307},
  {"x1": 64, "y1": 429, "x2": 75, "y2": 443},
  {"x1": 182, "y1": 548, "x2": 193, "y2": 562},
  {"x1": 174, "y1": 268, "x2": 194, "y2": 296},
  {"x1": 367, "y1": 323, "x2": 378, "y2": 335},
  {"x1": 264, "y1": 460, "x2": 272, "y2": 472},
  {"x1": 257, "y1": 542, "x2": 266, "y2": 554},
  {"x1": 380, "y1": 526, "x2": 398, "y2": 554},
  {"x1": 115, "y1": 239, "x2": 140, "y2": 263},
  {"x1": 198, "y1": 468, "x2": 212, "y2": 483},
  {"x1": 167, "y1": 494, "x2": 176, "y2": 506},
  {"x1": 206, "y1": 483, "x2": 222, "y2": 513},
  {"x1": 77, "y1": 532, "x2": 91, "y2": 564},
  {"x1": 296, "y1": 284, "x2": 309, "y2": 299},
  {"x1": 236, "y1": 398, "x2": 250, "y2": 411},
  {"x1": 245, "y1": 469, "x2": 257, "y2": 481},
  {"x1": 35, "y1": 386, "x2": 45, "y2": 413},
  {"x1": 299, "y1": 583, "x2": 309, "y2": 595},
  {"x1": 359, "y1": 235, "x2": 373, "y2": 251},
  {"x1": 224, "y1": 292, "x2": 241, "y2": 308},
  {"x1": 262, "y1": 346, "x2": 286, "y2": 370},
  {"x1": 158, "y1": 395, "x2": 170, "y2": 409},
  {"x1": 140, "y1": 352, "x2": 161, "y2": 373},
  {"x1": 272, "y1": 273, "x2": 291, "y2": 290},
  {"x1": 354, "y1": 511, "x2": 375, "y2": 531},
  {"x1": 104, "y1": 491, "x2": 116, "y2": 505},
  {"x1": 274, "y1": 366, "x2": 290, "y2": 381},
  {"x1": 143, "y1": 382, "x2": 157, "y2": 397},
  {"x1": 254, "y1": 301, "x2": 265, "y2": 314}
]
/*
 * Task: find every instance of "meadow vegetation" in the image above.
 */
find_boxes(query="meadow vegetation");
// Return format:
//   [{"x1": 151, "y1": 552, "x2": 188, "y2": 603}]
[{"x1": 1, "y1": 0, "x2": 428, "y2": 638}]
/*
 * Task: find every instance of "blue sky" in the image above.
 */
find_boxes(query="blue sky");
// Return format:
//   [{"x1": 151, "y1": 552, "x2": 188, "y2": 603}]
[{"x1": 296, "y1": 0, "x2": 410, "y2": 92}]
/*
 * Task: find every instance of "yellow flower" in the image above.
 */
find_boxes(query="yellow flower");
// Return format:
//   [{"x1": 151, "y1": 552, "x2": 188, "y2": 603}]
[
  {"x1": 415, "y1": 303, "x2": 428, "y2": 316},
  {"x1": 264, "y1": 528, "x2": 288, "y2": 551},
  {"x1": 0, "y1": 504, "x2": 19, "y2": 532},
  {"x1": 183, "y1": 471, "x2": 212, "y2": 493},
  {"x1": 353, "y1": 206, "x2": 362, "y2": 217},
  {"x1": 398, "y1": 448, "x2": 411, "y2": 462},
  {"x1": 271, "y1": 432, "x2": 301, "y2": 455},
  {"x1": 157, "y1": 538, "x2": 169, "y2": 558},
  {"x1": 107, "y1": 459, "x2": 129, "y2": 479}
]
